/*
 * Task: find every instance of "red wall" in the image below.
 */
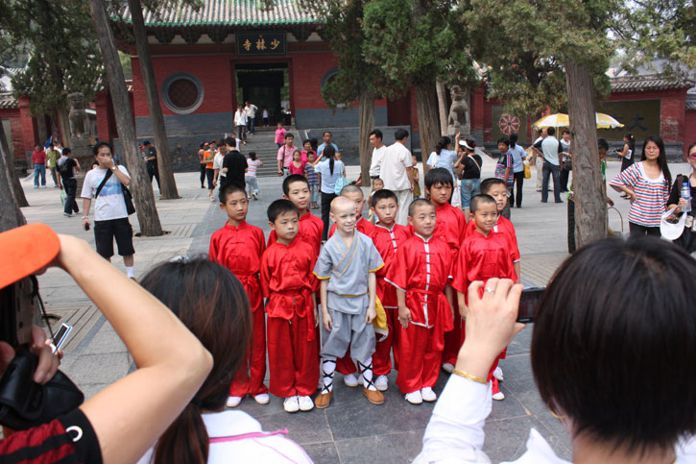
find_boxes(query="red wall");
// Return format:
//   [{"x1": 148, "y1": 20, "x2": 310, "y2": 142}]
[
  {"x1": 685, "y1": 110, "x2": 696, "y2": 153},
  {"x1": 0, "y1": 108, "x2": 28, "y2": 161},
  {"x1": 607, "y1": 89, "x2": 686, "y2": 143},
  {"x1": 131, "y1": 54, "x2": 234, "y2": 117},
  {"x1": 289, "y1": 51, "x2": 336, "y2": 110}
]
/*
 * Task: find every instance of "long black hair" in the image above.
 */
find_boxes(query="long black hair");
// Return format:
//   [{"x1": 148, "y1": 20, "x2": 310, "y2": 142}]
[
  {"x1": 641, "y1": 135, "x2": 671, "y2": 187},
  {"x1": 141, "y1": 259, "x2": 251, "y2": 464},
  {"x1": 325, "y1": 145, "x2": 336, "y2": 176},
  {"x1": 435, "y1": 136, "x2": 451, "y2": 155}
]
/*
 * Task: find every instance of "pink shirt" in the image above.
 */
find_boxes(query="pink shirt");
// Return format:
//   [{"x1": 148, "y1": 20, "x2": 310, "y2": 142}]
[
  {"x1": 275, "y1": 128, "x2": 286, "y2": 144},
  {"x1": 277, "y1": 145, "x2": 297, "y2": 169},
  {"x1": 289, "y1": 161, "x2": 306, "y2": 176}
]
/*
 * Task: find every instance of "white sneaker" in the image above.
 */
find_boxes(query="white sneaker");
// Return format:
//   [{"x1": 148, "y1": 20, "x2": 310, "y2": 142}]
[
  {"x1": 374, "y1": 375, "x2": 388, "y2": 392},
  {"x1": 226, "y1": 396, "x2": 243, "y2": 408},
  {"x1": 442, "y1": 362, "x2": 455, "y2": 373},
  {"x1": 254, "y1": 393, "x2": 270, "y2": 405},
  {"x1": 405, "y1": 390, "x2": 423, "y2": 405},
  {"x1": 298, "y1": 395, "x2": 314, "y2": 411},
  {"x1": 493, "y1": 366, "x2": 504, "y2": 382},
  {"x1": 283, "y1": 396, "x2": 300, "y2": 413},
  {"x1": 492, "y1": 390, "x2": 506, "y2": 401},
  {"x1": 343, "y1": 373, "x2": 359, "y2": 387},
  {"x1": 421, "y1": 387, "x2": 437, "y2": 402}
]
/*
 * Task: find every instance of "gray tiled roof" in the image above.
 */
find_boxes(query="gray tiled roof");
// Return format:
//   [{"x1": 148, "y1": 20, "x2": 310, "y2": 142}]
[
  {"x1": 121, "y1": 0, "x2": 319, "y2": 28},
  {"x1": 610, "y1": 74, "x2": 694, "y2": 92}
]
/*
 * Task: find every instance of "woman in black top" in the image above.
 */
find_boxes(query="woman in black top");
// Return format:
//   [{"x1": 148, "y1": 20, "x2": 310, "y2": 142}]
[
  {"x1": 454, "y1": 138, "x2": 482, "y2": 215},
  {"x1": 666, "y1": 142, "x2": 696, "y2": 253},
  {"x1": 56, "y1": 147, "x2": 80, "y2": 217}
]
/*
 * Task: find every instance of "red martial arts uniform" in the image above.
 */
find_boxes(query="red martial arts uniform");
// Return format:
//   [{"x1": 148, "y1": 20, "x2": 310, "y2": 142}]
[
  {"x1": 434, "y1": 202, "x2": 468, "y2": 368},
  {"x1": 209, "y1": 221, "x2": 267, "y2": 397},
  {"x1": 261, "y1": 238, "x2": 319, "y2": 398},
  {"x1": 452, "y1": 228, "x2": 517, "y2": 378},
  {"x1": 387, "y1": 234, "x2": 454, "y2": 394},
  {"x1": 370, "y1": 222, "x2": 411, "y2": 375},
  {"x1": 330, "y1": 216, "x2": 377, "y2": 376},
  {"x1": 465, "y1": 216, "x2": 520, "y2": 276},
  {"x1": 268, "y1": 211, "x2": 323, "y2": 257}
]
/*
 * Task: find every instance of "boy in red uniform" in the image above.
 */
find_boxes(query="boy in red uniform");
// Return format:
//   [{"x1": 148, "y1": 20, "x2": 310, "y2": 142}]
[
  {"x1": 387, "y1": 199, "x2": 455, "y2": 405},
  {"x1": 369, "y1": 189, "x2": 411, "y2": 391},
  {"x1": 453, "y1": 194, "x2": 517, "y2": 401},
  {"x1": 268, "y1": 174, "x2": 323, "y2": 257},
  {"x1": 209, "y1": 183, "x2": 268, "y2": 408},
  {"x1": 262, "y1": 199, "x2": 320, "y2": 413},
  {"x1": 425, "y1": 168, "x2": 467, "y2": 374},
  {"x1": 328, "y1": 184, "x2": 377, "y2": 386}
]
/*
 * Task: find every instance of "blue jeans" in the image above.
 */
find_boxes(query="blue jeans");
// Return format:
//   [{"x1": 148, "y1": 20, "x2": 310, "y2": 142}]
[
  {"x1": 247, "y1": 117, "x2": 256, "y2": 134},
  {"x1": 460, "y1": 178, "x2": 481, "y2": 210},
  {"x1": 34, "y1": 164, "x2": 46, "y2": 187}
]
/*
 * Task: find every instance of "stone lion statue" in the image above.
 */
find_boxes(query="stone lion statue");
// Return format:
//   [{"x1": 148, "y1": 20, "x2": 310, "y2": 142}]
[
  {"x1": 447, "y1": 85, "x2": 470, "y2": 137},
  {"x1": 68, "y1": 92, "x2": 86, "y2": 139}
]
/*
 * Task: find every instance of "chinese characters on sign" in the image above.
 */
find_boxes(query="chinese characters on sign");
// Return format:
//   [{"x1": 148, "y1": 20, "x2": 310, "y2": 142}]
[{"x1": 237, "y1": 32, "x2": 286, "y2": 56}]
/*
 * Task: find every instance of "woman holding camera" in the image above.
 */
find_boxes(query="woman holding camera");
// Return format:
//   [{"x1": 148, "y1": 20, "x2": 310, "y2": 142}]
[
  {"x1": 415, "y1": 237, "x2": 696, "y2": 463},
  {"x1": 665, "y1": 142, "x2": 696, "y2": 254},
  {"x1": 0, "y1": 224, "x2": 212, "y2": 463}
]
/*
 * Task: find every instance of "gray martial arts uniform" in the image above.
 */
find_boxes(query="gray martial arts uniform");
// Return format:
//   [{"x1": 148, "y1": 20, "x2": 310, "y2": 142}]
[{"x1": 314, "y1": 231, "x2": 384, "y2": 363}]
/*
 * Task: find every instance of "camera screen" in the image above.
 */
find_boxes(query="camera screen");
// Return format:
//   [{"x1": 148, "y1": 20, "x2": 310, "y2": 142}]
[{"x1": 517, "y1": 287, "x2": 545, "y2": 323}]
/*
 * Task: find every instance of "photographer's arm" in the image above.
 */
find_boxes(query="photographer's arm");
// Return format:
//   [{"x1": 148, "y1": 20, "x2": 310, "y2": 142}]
[{"x1": 58, "y1": 235, "x2": 212, "y2": 464}]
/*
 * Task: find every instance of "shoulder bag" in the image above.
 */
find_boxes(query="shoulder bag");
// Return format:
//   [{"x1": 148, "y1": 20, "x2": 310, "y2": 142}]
[{"x1": 95, "y1": 168, "x2": 136, "y2": 216}]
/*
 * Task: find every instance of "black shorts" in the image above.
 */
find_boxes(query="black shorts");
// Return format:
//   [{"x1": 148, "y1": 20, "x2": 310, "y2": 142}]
[{"x1": 94, "y1": 218, "x2": 135, "y2": 258}]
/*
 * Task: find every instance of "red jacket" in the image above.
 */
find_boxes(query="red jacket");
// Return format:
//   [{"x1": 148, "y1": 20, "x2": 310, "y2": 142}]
[{"x1": 32, "y1": 149, "x2": 46, "y2": 165}]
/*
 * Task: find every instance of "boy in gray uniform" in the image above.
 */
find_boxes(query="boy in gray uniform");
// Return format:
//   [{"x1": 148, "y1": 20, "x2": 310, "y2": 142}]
[{"x1": 314, "y1": 196, "x2": 385, "y2": 408}]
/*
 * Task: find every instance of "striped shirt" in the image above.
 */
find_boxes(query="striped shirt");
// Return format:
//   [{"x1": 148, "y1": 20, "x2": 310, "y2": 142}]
[
  {"x1": 305, "y1": 163, "x2": 318, "y2": 185},
  {"x1": 610, "y1": 162, "x2": 669, "y2": 227},
  {"x1": 246, "y1": 159, "x2": 261, "y2": 178}
]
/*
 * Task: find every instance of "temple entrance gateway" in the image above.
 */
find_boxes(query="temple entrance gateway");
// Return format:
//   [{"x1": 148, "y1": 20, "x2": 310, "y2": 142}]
[{"x1": 235, "y1": 63, "x2": 289, "y2": 126}]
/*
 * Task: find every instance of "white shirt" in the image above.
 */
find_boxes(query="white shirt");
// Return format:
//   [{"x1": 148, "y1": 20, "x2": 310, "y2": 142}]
[
  {"x1": 415, "y1": 375, "x2": 696, "y2": 463},
  {"x1": 235, "y1": 110, "x2": 248, "y2": 126},
  {"x1": 213, "y1": 151, "x2": 224, "y2": 171},
  {"x1": 137, "y1": 410, "x2": 312, "y2": 464},
  {"x1": 262, "y1": 109, "x2": 269, "y2": 118},
  {"x1": 427, "y1": 151, "x2": 439, "y2": 168},
  {"x1": 380, "y1": 142, "x2": 412, "y2": 191},
  {"x1": 80, "y1": 166, "x2": 130, "y2": 221},
  {"x1": 246, "y1": 104, "x2": 258, "y2": 118},
  {"x1": 369, "y1": 145, "x2": 387, "y2": 177},
  {"x1": 540, "y1": 136, "x2": 561, "y2": 166},
  {"x1": 246, "y1": 159, "x2": 262, "y2": 177}
]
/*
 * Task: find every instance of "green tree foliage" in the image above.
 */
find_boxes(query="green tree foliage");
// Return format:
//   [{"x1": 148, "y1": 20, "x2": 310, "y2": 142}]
[{"x1": 0, "y1": 0, "x2": 102, "y2": 117}]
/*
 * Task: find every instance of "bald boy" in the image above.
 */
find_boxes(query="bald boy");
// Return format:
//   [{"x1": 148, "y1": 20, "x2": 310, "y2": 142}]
[{"x1": 313, "y1": 195, "x2": 385, "y2": 408}]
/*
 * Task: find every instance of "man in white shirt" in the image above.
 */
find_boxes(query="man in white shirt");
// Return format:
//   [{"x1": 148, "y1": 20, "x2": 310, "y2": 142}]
[
  {"x1": 533, "y1": 127, "x2": 563, "y2": 203},
  {"x1": 380, "y1": 129, "x2": 414, "y2": 225},
  {"x1": 80, "y1": 142, "x2": 136, "y2": 278},
  {"x1": 245, "y1": 101, "x2": 258, "y2": 135},
  {"x1": 368, "y1": 129, "x2": 387, "y2": 179}
]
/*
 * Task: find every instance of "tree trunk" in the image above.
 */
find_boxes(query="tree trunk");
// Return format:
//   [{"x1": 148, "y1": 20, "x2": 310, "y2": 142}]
[
  {"x1": 358, "y1": 91, "x2": 374, "y2": 186},
  {"x1": 0, "y1": 123, "x2": 29, "y2": 208},
  {"x1": 565, "y1": 60, "x2": 607, "y2": 248},
  {"x1": 414, "y1": 81, "x2": 440, "y2": 175},
  {"x1": 436, "y1": 80, "x2": 448, "y2": 136},
  {"x1": 56, "y1": 105, "x2": 72, "y2": 148},
  {"x1": 127, "y1": 0, "x2": 179, "y2": 199},
  {"x1": 89, "y1": 0, "x2": 163, "y2": 236},
  {"x1": 0, "y1": 126, "x2": 26, "y2": 231},
  {"x1": 36, "y1": 115, "x2": 48, "y2": 146}
]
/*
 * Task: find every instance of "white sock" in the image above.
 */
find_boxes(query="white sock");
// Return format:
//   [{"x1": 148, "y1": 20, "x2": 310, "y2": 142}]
[
  {"x1": 321, "y1": 357, "x2": 336, "y2": 392},
  {"x1": 358, "y1": 358, "x2": 375, "y2": 390},
  {"x1": 126, "y1": 266, "x2": 135, "y2": 279}
]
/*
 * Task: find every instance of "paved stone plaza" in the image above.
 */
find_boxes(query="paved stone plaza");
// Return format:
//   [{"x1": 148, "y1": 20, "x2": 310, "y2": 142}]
[{"x1": 21, "y1": 151, "x2": 689, "y2": 463}]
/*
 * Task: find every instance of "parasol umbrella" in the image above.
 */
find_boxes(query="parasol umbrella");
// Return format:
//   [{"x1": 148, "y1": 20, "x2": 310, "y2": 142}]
[{"x1": 532, "y1": 112, "x2": 624, "y2": 129}]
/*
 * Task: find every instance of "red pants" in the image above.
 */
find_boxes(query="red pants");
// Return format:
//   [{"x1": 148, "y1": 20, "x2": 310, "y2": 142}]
[
  {"x1": 229, "y1": 307, "x2": 267, "y2": 396},
  {"x1": 267, "y1": 314, "x2": 319, "y2": 397},
  {"x1": 373, "y1": 307, "x2": 398, "y2": 375},
  {"x1": 396, "y1": 324, "x2": 442, "y2": 394},
  {"x1": 441, "y1": 307, "x2": 462, "y2": 366}
]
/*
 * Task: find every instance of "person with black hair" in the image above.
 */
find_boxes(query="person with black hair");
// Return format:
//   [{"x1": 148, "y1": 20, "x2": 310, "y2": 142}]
[
  {"x1": 368, "y1": 129, "x2": 386, "y2": 179},
  {"x1": 142, "y1": 141, "x2": 160, "y2": 191},
  {"x1": 559, "y1": 129, "x2": 572, "y2": 193},
  {"x1": 416, "y1": 237, "x2": 696, "y2": 463},
  {"x1": 137, "y1": 257, "x2": 311, "y2": 463},
  {"x1": 198, "y1": 143, "x2": 207, "y2": 188},
  {"x1": 80, "y1": 142, "x2": 136, "y2": 278},
  {"x1": 618, "y1": 132, "x2": 636, "y2": 172},
  {"x1": 454, "y1": 138, "x2": 482, "y2": 214},
  {"x1": 533, "y1": 127, "x2": 563, "y2": 203},
  {"x1": 221, "y1": 137, "x2": 247, "y2": 191},
  {"x1": 318, "y1": 130, "x2": 339, "y2": 157},
  {"x1": 315, "y1": 145, "x2": 345, "y2": 240},
  {"x1": 262, "y1": 199, "x2": 320, "y2": 414},
  {"x1": 610, "y1": 135, "x2": 672, "y2": 237},
  {"x1": 276, "y1": 133, "x2": 297, "y2": 177},
  {"x1": 509, "y1": 133, "x2": 527, "y2": 208},
  {"x1": 57, "y1": 147, "x2": 80, "y2": 217},
  {"x1": 434, "y1": 136, "x2": 458, "y2": 181},
  {"x1": 494, "y1": 138, "x2": 513, "y2": 205},
  {"x1": 381, "y1": 129, "x2": 415, "y2": 225},
  {"x1": 665, "y1": 142, "x2": 696, "y2": 253}
]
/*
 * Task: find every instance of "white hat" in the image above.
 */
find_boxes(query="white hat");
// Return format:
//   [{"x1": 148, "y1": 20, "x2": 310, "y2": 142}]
[
  {"x1": 459, "y1": 139, "x2": 475, "y2": 150},
  {"x1": 660, "y1": 210, "x2": 686, "y2": 241}
]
